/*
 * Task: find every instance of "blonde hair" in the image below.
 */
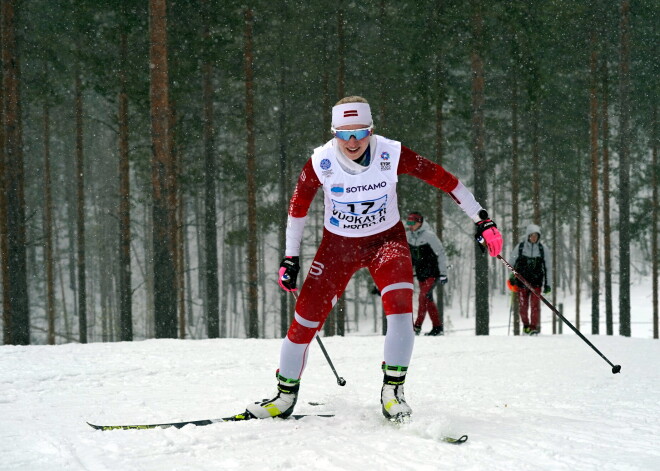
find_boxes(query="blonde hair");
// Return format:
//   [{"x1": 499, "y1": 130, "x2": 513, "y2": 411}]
[{"x1": 335, "y1": 96, "x2": 369, "y2": 106}]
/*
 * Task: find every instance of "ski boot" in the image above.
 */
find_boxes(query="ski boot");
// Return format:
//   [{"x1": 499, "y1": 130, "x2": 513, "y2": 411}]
[
  {"x1": 381, "y1": 364, "x2": 412, "y2": 423},
  {"x1": 413, "y1": 324, "x2": 422, "y2": 335},
  {"x1": 424, "y1": 326, "x2": 444, "y2": 336},
  {"x1": 523, "y1": 325, "x2": 539, "y2": 336},
  {"x1": 246, "y1": 371, "x2": 299, "y2": 419}
]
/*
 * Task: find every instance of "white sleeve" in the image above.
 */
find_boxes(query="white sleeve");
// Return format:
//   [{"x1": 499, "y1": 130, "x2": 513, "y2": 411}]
[
  {"x1": 450, "y1": 180, "x2": 484, "y2": 222},
  {"x1": 285, "y1": 215, "x2": 308, "y2": 257}
]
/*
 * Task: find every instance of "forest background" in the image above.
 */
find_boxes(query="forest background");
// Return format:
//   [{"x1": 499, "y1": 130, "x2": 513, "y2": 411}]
[{"x1": 1, "y1": 0, "x2": 658, "y2": 346}]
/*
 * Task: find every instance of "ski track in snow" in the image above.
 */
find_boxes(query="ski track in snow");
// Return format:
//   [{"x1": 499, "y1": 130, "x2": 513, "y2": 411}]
[{"x1": 1, "y1": 291, "x2": 659, "y2": 470}]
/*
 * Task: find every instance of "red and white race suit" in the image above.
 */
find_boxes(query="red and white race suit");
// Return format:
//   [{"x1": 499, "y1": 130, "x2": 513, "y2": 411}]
[{"x1": 278, "y1": 135, "x2": 484, "y2": 380}]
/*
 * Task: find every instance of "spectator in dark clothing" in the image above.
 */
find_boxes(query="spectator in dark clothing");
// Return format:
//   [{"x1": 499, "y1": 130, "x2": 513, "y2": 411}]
[
  {"x1": 406, "y1": 212, "x2": 448, "y2": 336},
  {"x1": 508, "y1": 224, "x2": 552, "y2": 335}
]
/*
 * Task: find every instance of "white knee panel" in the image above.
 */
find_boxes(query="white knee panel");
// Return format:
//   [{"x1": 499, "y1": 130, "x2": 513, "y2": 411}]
[{"x1": 384, "y1": 313, "x2": 415, "y2": 367}]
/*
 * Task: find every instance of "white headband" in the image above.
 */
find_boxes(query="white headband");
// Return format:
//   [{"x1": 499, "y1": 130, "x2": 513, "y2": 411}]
[{"x1": 331, "y1": 102, "x2": 372, "y2": 128}]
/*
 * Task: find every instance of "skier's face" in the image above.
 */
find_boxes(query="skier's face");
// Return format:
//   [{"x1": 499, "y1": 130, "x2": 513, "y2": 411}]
[
  {"x1": 529, "y1": 233, "x2": 540, "y2": 243},
  {"x1": 334, "y1": 124, "x2": 372, "y2": 160}
]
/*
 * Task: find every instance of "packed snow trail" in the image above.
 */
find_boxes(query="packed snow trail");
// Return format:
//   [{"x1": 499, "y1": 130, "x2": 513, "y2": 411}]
[{"x1": 1, "y1": 331, "x2": 659, "y2": 470}]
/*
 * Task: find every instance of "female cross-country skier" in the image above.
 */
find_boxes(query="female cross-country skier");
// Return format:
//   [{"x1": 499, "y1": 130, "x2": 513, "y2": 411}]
[{"x1": 246, "y1": 96, "x2": 503, "y2": 422}]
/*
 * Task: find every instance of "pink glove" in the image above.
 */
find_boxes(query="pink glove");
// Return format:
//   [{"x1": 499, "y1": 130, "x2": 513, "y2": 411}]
[
  {"x1": 278, "y1": 256, "x2": 300, "y2": 292},
  {"x1": 475, "y1": 218, "x2": 503, "y2": 257}
]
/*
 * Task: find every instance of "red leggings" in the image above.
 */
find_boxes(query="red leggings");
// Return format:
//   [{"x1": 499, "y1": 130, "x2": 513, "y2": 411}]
[
  {"x1": 288, "y1": 222, "x2": 414, "y2": 345},
  {"x1": 518, "y1": 287, "x2": 541, "y2": 329},
  {"x1": 279, "y1": 223, "x2": 415, "y2": 379},
  {"x1": 414, "y1": 278, "x2": 441, "y2": 328}
]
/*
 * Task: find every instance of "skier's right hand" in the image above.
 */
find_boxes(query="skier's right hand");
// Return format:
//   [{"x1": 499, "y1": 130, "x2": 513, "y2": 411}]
[{"x1": 278, "y1": 256, "x2": 300, "y2": 292}]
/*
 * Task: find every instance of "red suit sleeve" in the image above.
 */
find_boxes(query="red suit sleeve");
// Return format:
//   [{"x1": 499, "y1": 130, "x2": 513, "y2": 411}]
[
  {"x1": 288, "y1": 158, "x2": 322, "y2": 217},
  {"x1": 397, "y1": 145, "x2": 458, "y2": 193}
]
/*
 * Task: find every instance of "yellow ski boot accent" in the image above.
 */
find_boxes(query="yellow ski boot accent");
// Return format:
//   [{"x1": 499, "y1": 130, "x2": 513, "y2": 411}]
[{"x1": 381, "y1": 364, "x2": 412, "y2": 422}]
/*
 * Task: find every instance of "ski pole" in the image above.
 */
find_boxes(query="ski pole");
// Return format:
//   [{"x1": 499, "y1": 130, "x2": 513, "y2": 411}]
[
  {"x1": 286, "y1": 287, "x2": 347, "y2": 386},
  {"x1": 508, "y1": 292, "x2": 514, "y2": 336},
  {"x1": 496, "y1": 254, "x2": 621, "y2": 374}
]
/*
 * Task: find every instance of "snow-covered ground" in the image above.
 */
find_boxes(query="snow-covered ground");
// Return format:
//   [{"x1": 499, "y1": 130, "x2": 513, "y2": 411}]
[{"x1": 1, "y1": 287, "x2": 658, "y2": 470}]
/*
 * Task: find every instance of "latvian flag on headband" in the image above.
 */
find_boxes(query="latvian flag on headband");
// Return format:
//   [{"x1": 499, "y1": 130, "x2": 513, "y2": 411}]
[{"x1": 332, "y1": 102, "x2": 373, "y2": 127}]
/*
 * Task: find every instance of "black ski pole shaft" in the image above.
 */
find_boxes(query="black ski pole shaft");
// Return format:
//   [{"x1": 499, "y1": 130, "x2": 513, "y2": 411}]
[
  {"x1": 314, "y1": 334, "x2": 347, "y2": 386},
  {"x1": 290, "y1": 290, "x2": 347, "y2": 386},
  {"x1": 497, "y1": 254, "x2": 621, "y2": 374}
]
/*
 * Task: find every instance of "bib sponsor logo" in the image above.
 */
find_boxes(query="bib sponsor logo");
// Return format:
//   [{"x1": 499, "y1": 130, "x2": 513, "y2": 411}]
[
  {"x1": 380, "y1": 152, "x2": 390, "y2": 160},
  {"x1": 345, "y1": 181, "x2": 386, "y2": 193},
  {"x1": 380, "y1": 162, "x2": 391, "y2": 171},
  {"x1": 320, "y1": 159, "x2": 332, "y2": 170}
]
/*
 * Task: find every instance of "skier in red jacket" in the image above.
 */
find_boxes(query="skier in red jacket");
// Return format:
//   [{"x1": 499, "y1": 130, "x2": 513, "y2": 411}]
[{"x1": 246, "y1": 96, "x2": 503, "y2": 422}]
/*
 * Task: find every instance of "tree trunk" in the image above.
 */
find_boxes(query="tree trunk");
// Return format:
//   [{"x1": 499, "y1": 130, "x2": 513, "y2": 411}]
[
  {"x1": 74, "y1": 67, "x2": 87, "y2": 344},
  {"x1": 589, "y1": 29, "x2": 600, "y2": 335},
  {"x1": 325, "y1": 301, "x2": 336, "y2": 336},
  {"x1": 201, "y1": 0, "x2": 219, "y2": 339},
  {"x1": 277, "y1": 13, "x2": 290, "y2": 338},
  {"x1": 220, "y1": 190, "x2": 229, "y2": 338},
  {"x1": 43, "y1": 104, "x2": 56, "y2": 345},
  {"x1": 652, "y1": 99, "x2": 658, "y2": 340},
  {"x1": 377, "y1": 0, "x2": 388, "y2": 130},
  {"x1": 176, "y1": 164, "x2": 185, "y2": 339},
  {"x1": 0, "y1": 36, "x2": 10, "y2": 345},
  {"x1": 337, "y1": 1, "x2": 345, "y2": 99},
  {"x1": 118, "y1": 20, "x2": 133, "y2": 342},
  {"x1": 149, "y1": 0, "x2": 177, "y2": 338},
  {"x1": 618, "y1": 0, "x2": 631, "y2": 337},
  {"x1": 336, "y1": 295, "x2": 346, "y2": 336},
  {"x1": 244, "y1": 7, "x2": 259, "y2": 338},
  {"x1": 433, "y1": 0, "x2": 445, "y2": 328},
  {"x1": 551, "y1": 164, "x2": 558, "y2": 334},
  {"x1": 530, "y1": 104, "x2": 541, "y2": 224},
  {"x1": 184, "y1": 200, "x2": 196, "y2": 335},
  {"x1": 510, "y1": 46, "x2": 521, "y2": 336},
  {"x1": 601, "y1": 59, "x2": 614, "y2": 336},
  {"x1": 576, "y1": 149, "x2": 582, "y2": 330},
  {"x1": 168, "y1": 103, "x2": 184, "y2": 339},
  {"x1": 2, "y1": 0, "x2": 29, "y2": 345},
  {"x1": 143, "y1": 201, "x2": 155, "y2": 338},
  {"x1": 471, "y1": 0, "x2": 489, "y2": 335}
]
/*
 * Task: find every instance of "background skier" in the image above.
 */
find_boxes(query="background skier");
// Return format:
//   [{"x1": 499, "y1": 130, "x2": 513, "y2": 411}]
[
  {"x1": 508, "y1": 224, "x2": 552, "y2": 334},
  {"x1": 406, "y1": 211, "x2": 448, "y2": 336}
]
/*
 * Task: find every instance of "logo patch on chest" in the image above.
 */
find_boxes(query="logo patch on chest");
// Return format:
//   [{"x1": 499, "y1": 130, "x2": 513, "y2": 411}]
[{"x1": 330, "y1": 184, "x2": 344, "y2": 196}]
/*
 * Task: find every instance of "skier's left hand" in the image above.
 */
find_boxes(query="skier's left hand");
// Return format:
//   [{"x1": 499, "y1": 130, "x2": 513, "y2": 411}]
[
  {"x1": 439, "y1": 275, "x2": 448, "y2": 285},
  {"x1": 544, "y1": 285, "x2": 552, "y2": 294},
  {"x1": 475, "y1": 212, "x2": 503, "y2": 257}
]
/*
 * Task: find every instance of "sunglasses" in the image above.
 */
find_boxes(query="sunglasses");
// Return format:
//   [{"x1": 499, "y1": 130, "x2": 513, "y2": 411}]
[{"x1": 331, "y1": 126, "x2": 373, "y2": 141}]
